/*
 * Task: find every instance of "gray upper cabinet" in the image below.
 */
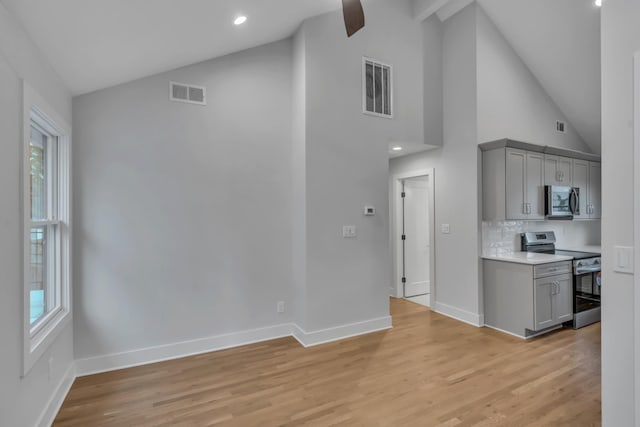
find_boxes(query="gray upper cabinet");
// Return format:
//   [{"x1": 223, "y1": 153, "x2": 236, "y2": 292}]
[
  {"x1": 544, "y1": 155, "x2": 572, "y2": 186},
  {"x1": 481, "y1": 141, "x2": 601, "y2": 221},
  {"x1": 572, "y1": 159, "x2": 589, "y2": 218},
  {"x1": 571, "y1": 159, "x2": 601, "y2": 220},
  {"x1": 588, "y1": 162, "x2": 601, "y2": 219},
  {"x1": 483, "y1": 147, "x2": 544, "y2": 221}
]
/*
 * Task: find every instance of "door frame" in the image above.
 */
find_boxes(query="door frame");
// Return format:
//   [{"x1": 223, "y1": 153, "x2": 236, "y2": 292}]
[
  {"x1": 633, "y1": 51, "x2": 640, "y2": 424},
  {"x1": 390, "y1": 168, "x2": 435, "y2": 302}
]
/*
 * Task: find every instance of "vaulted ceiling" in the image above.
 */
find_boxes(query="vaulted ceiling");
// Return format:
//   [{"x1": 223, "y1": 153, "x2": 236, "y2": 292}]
[
  {"x1": 477, "y1": 0, "x2": 601, "y2": 153},
  {"x1": 2, "y1": 0, "x2": 600, "y2": 152},
  {"x1": 0, "y1": 0, "x2": 344, "y2": 95}
]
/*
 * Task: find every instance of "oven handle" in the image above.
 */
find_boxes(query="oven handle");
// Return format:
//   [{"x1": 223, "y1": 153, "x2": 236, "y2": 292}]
[{"x1": 575, "y1": 266, "x2": 602, "y2": 274}]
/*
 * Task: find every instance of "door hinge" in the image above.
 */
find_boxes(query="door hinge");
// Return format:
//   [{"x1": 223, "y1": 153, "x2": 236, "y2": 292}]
[
  {"x1": 401, "y1": 192, "x2": 406, "y2": 198},
  {"x1": 402, "y1": 277, "x2": 406, "y2": 283},
  {"x1": 401, "y1": 235, "x2": 406, "y2": 240}
]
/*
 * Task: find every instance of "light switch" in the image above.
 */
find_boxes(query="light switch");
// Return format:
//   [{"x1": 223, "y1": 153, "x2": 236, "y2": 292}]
[
  {"x1": 614, "y1": 246, "x2": 634, "y2": 274},
  {"x1": 441, "y1": 224, "x2": 450, "y2": 234},
  {"x1": 343, "y1": 225, "x2": 357, "y2": 238}
]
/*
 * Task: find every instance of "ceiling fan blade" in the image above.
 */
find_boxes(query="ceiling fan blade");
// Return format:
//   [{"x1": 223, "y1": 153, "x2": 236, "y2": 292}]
[{"x1": 342, "y1": 0, "x2": 365, "y2": 37}]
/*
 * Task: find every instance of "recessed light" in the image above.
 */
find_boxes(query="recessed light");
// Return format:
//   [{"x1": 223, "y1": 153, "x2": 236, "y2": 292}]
[
  {"x1": 392, "y1": 146, "x2": 403, "y2": 152},
  {"x1": 595, "y1": 0, "x2": 602, "y2": 6},
  {"x1": 234, "y1": 16, "x2": 247, "y2": 26}
]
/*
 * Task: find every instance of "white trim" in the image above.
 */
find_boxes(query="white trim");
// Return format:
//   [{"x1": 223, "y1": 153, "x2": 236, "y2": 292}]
[
  {"x1": 35, "y1": 363, "x2": 76, "y2": 427},
  {"x1": 75, "y1": 323, "x2": 292, "y2": 376},
  {"x1": 435, "y1": 0, "x2": 474, "y2": 21},
  {"x1": 22, "y1": 81, "x2": 72, "y2": 376},
  {"x1": 390, "y1": 168, "x2": 436, "y2": 303},
  {"x1": 482, "y1": 323, "x2": 561, "y2": 340},
  {"x1": 291, "y1": 317, "x2": 393, "y2": 348},
  {"x1": 633, "y1": 51, "x2": 640, "y2": 426},
  {"x1": 433, "y1": 301, "x2": 483, "y2": 327},
  {"x1": 413, "y1": 0, "x2": 451, "y2": 21}
]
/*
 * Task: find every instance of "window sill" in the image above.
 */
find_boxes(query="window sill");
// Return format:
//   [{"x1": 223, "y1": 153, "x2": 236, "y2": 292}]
[{"x1": 23, "y1": 308, "x2": 71, "y2": 377}]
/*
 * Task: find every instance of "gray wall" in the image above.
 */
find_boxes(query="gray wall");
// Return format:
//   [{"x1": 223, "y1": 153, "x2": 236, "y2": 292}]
[
  {"x1": 601, "y1": 2, "x2": 640, "y2": 425},
  {"x1": 73, "y1": 40, "x2": 294, "y2": 359},
  {"x1": 423, "y1": 15, "x2": 443, "y2": 148},
  {"x1": 436, "y1": 2, "x2": 481, "y2": 321},
  {"x1": 294, "y1": 0, "x2": 424, "y2": 332},
  {"x1": 476, "y1": 6, "x2": 590, "y2": 152},
  {"x1": 291, "y1": 28, "x2": 308, "y2": 330},
  {"x1": 0, "y1": 2, "x2": 74, "y2": 426}
]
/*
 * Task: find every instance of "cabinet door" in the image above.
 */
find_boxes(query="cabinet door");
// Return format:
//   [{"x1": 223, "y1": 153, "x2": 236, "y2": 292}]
[
  {"x1": 505, "y1": 149, "x2": 527, "y2": 220},
  {"x1": 589, "y1": 162, "x2": 601, "y2": 219},
  {"x1": 534, "y1": 279, "x2": 555, "y2": 331},
  {"x1": 544, "y1": 155, "x2": 572, "y2": 186},
  {"x1": 558, "y1": 157, "x2": 572, "y2": 185},
  {"x1": 554, "y1": 275, "x2": 574, "y2": 323},
  {"x1": 544, "y1": 155, "x2": 562, "y2": 186},
  {"x1": 526, "y1": 152, "x2": 545, "y2": 220},
  {"x1": 572, "y1": 159, "x2": 589, "y2": 219}
]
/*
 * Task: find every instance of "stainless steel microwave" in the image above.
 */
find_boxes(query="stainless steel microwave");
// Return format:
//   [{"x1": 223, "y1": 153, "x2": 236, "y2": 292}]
[{"x1": 544, "y1": 185, "x2": 579, "y2": 219}]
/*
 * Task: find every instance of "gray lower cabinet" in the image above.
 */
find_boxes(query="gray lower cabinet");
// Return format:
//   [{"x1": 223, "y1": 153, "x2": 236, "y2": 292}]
[{"x1": 484, "y1": 259, "x2": 573, "y2": 338}]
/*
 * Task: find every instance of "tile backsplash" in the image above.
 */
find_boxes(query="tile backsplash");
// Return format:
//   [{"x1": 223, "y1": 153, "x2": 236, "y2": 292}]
[{"x1": 482, "y1": 220, "x2": 601, "y2": 256}]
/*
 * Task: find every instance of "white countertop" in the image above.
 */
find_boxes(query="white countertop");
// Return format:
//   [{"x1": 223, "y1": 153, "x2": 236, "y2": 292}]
[
  {"x1": 482, "y1": 251, "x2": 574, "y2": 265},
  {"x1": 558, "y1": 245, "x2": 601, "y2": 254}
]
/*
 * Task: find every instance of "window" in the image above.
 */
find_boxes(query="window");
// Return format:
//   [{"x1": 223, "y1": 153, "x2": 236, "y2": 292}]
[
  {"x1": 22, "y1": 82, "x2": 71, "y2": 375},
  {"x1": 363, "y1": 57, "x2": 392, "y2": 118}
]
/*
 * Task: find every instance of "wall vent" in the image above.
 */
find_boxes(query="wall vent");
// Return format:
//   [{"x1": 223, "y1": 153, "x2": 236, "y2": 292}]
[
  {"x1": 556, "y1": 120, "x2": 566, "y2": 133},
  {"x1": 169, "y1": 82, "x2": 206, "y2": 106},
  {"x1": 363, "y1": 57, "x2": 393, "y2": 118}
]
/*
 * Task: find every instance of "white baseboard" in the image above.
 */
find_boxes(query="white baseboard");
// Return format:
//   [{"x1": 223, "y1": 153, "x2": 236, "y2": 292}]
[
  {"x1": 433, "y1": 301, "x2": 483, "y2": 327},
  {"x1": 37, "y1": 363, "x2": 76, "y2": 427},
  {"x1": 75, "y1": 323, "x2": 292, "y2": 377},
  {"x1": 291, "y1": 316, "x2": 392, "y2": 347}
]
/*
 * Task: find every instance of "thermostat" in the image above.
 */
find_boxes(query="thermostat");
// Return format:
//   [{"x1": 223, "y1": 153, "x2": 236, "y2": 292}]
[{"x1": 364, "y1": 206, "x2": 375, "y2": 216}]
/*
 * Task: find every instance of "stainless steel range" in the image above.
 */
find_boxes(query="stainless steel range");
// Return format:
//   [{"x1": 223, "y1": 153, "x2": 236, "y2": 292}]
[{"x1": 521, "y1": 231, "x2": 601, "y2": 329}]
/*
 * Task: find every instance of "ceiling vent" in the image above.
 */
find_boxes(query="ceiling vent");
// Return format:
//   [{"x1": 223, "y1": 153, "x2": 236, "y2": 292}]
[
  {"x1": 556, "y1": 120, "x2": 566, "y2": 133},
  {"x1": 170, "y1": 81, "x2": 206, "y2": 106}
]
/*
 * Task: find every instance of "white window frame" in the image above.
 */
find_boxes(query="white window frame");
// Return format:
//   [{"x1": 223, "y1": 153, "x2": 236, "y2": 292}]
[
  {"x1": 362, "y1": 57, "x2": 394, "y2": 119},
  {"x1": 22, "y1": 81, "x2": 72, "y2": 376}
]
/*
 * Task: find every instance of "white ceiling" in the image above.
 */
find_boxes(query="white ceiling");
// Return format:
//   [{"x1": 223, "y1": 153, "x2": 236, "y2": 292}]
[
  {"x1": 477, "y1": 0, "x2": 601, "y2": 153},
  {"x1": 3, "y1": 0, "x2": 601, "y2": 153},
  {"x1": 0, "y1": 0, "x2": 343, "y2": 95}
]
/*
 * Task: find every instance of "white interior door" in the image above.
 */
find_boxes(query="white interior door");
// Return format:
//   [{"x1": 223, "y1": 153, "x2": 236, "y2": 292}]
[{"x1": 402, "y1": 177, "x2": 430, "y2": 298}]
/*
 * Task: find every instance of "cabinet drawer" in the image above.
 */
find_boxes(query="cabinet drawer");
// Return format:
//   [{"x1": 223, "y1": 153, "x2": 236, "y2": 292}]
[{"x1": 534, "y1": 261, "x2": 572, "y2": 278}]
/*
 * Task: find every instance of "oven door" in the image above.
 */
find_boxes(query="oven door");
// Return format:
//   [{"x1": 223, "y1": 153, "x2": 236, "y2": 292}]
[{"x1": 574, "y1": 271, "x2": 600, "y2": 313}]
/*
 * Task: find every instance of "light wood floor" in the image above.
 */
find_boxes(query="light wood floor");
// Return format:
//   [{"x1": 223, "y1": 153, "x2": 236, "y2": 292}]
[{"x1": 54, "y1": 299, "x2": 601, "y2": 426}]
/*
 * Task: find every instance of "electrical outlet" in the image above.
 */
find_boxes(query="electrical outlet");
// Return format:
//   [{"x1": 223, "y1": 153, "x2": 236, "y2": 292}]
[
  {"x1": 277, "y1": 301, "x2": 285, "y2": 313},
  {"x1": 343, "y1": 225, "x2": 357, "y2": 238}
]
